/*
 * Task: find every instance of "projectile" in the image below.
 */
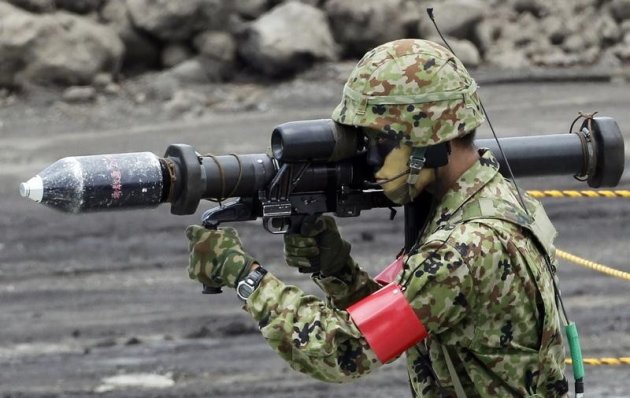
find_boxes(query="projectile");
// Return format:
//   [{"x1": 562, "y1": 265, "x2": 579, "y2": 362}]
[
  {"x1": 19, "y1": 146, "x2": 278, "y2": 215},
  {"x1": 19, "y1": 152, "x2": 168, "y2": 213}
]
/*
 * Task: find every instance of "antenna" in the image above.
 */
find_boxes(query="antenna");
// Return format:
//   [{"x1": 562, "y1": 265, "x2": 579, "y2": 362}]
[
  {"x1": 426, "y1": 8, "x2": 531, "y2": 218},
  {"x1": 426, "y1": 9, "x2": 585, "y2": 396}
]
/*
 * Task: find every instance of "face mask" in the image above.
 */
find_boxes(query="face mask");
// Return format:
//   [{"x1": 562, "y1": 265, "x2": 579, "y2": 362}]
[{"x1": 374, "y1": 145, "x2": 436, "y2": 204}]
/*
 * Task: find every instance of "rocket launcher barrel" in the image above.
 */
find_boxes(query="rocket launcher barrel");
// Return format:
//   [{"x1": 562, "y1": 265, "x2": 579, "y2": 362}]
[
  {"x1": 479, "y1": 116, "x2": 624, "y2": 187},
  {"x1": 19, "y1": 117, "x2": 625, "y2": 215}
]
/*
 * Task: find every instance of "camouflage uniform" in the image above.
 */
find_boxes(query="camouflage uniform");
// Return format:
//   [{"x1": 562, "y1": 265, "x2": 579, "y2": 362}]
[
  {"x1": 245, "y1": 149, "x2": 568, "y2": 396},
  {"x1": 243, "y1": 39, "x2": 567, "y2": 397}
]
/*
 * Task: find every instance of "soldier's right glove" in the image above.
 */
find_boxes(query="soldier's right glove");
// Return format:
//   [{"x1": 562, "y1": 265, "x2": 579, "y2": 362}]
[
  {"x1": 186, "y1": 225, "x2": 257, "y2": 289},
  {"x1": 283, "y1": 215, "x2": 351, "y2": 275}
]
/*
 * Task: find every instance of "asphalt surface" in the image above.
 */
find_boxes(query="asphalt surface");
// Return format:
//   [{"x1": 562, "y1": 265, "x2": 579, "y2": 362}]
[{"x1": 0, "y1": 78, "x2": 629, "y2": 397}]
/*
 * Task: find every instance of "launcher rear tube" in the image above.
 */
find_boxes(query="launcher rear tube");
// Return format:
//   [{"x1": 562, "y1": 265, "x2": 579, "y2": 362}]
[{"x1": 478, "y1": 134, "x2": 584, "y2": 177}]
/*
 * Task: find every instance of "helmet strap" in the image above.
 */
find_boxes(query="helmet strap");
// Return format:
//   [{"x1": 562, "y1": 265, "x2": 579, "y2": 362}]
[{"x1": 407, "y1": 147, "x2": 427, "y2": 185}]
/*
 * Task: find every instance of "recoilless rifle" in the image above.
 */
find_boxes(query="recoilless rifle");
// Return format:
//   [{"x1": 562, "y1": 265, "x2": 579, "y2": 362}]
[{"x1": 20, "y1": 116, "x2": 625, "y2": 280}]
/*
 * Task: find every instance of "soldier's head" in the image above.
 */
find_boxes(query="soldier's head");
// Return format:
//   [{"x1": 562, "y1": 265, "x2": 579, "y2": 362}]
[{"x1": 332, "y1": 39, "x2": 485, "y2": 204}]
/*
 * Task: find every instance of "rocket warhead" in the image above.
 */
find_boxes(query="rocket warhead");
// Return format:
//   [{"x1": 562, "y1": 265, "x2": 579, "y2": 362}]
[
  {"x1": 19, "y1": 152, "x2": 169, "y2": 213},
  {"x1": 18, "y1": 144, "x2": 279, "y2": 215}
]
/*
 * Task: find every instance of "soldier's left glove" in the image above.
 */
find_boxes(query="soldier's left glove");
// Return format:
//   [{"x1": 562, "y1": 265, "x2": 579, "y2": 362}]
[
  {"x1": 185, "y1": 225, "x2": 257, "y2": 288},
  {"x1": 283, "y1": 215, "x2": 351, "y2": 276}
]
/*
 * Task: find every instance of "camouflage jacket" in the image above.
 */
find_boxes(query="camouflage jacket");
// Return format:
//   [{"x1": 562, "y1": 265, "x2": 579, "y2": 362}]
[{"x1": 245, "y1": 150, "x2": 568, "y2": 397}]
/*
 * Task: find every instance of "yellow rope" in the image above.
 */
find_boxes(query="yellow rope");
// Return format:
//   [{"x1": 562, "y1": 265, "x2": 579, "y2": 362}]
[
  {"x1": 566, "y1": 357, "x2": 630, "y2": 366},
  {"x1": 556, "y1": 249, "x2": 630, "y2": 282},
  {"x1": 526, "y1": 189, "x2": 630, "y2": 368},
  {"x1": 527, "y1": 190, "x2": 630, "y2": 198}
]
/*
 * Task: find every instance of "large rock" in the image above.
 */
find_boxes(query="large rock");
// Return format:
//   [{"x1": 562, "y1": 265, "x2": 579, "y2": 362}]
[
  {"x1": 541, "y1": 15, "x2": 571, "y2": 45},
  {"x1": 194, "y1": 31, "x2": 237, "y2": 63},
  {"x1": 531, "y1": 48, "x2": 578, "y2": 67},
  {"x1": 127, "y1": 0, "x2": 230, "y2": 41},
  {"x1": 6, "y1": 0, "x2": 55, "y2": 13},
  {"x1": 486, "y1": 47, "x2": 531, "y2": 69},
  {"x1": 611, "y1": 41, "x2": 630, "y2": 62},
  {"x1": 610, "y1": 0, "x2": 630, "y2": 21},
  {"x1": 473, "y1": 17, "x2": 503, "y2": 56},
  {"x1": 281, "y1": 0, "x2": 323, "y2": 6},
  {"x1": 596, "y1": 14, "x2": 622, "y2": 43},
  {"x1": 419, "y1": 0, "x2": 485, "y2": 40},
  {"x1": 480, "y1": 12, "x2": 534, "y2": 70},
  {"x1": 54, "y1": 0, "x2": 102, "y2": 14},
  {"x1": 167, "y1": 59, "x2": 209, "y2": 84},
  {"x1": 326, "y1": 0, "x2": 420, "y2": 57},
  {"x1": 557, "y1": 7, "x2": 599, "y2": 52},
  {"x1": 500, "y1": 12, "x2": 534, "y2": 42},
  {"x1": 0, "y1": 2, "x2": 124, "y2": 86},
  {"x1": 100, "y1": 0, "x2": 160, "y2": 70},
  {"x1": 510, "y1": 0, "x2": 549, "y2": 18},
  {"x1": 62, "y1": 85, "x2": 97, "y2": 103},
  {"x1": 161, "y1": 43, "x2": 194, "y2": 68},
  {"x1": 239, "y1": 2, "x2": 338, "y2": 76},
  {"x1": 424, "y1": 34, "x2": 480, "y2": 68},
  {"x1": 441, "y1": 37, "x2": 481, "y2": 67},
  {"x1": 193, "y1": 31, "x2": 238, "y2": 81},
  {"x1": 562, "y1": 32, "x2": 598, "y2": 53},
  {"x1": 233, "y1": 0, "x2": 268, "y2": 19}
]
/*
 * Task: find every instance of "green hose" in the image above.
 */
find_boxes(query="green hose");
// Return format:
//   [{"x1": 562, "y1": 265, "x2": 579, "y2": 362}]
[{"x1": 565, "y1": 322, "x2": 584, "y2": 394}]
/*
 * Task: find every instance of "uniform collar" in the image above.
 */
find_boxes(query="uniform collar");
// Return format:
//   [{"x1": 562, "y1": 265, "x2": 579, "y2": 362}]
[{"x1": 429, "y1": 149, "x2": 501, "y2": 231}]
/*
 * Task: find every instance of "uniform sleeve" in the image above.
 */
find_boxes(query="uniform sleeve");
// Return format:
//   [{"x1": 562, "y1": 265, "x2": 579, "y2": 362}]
[
  {"x1": 401, "y1": 238, "x2": 475, "y2": 335},
  {"x1": 244, "y1": 273, "x2": 382, "y2": 383},
  {"x1": 311, "y1": 256, "x2": 382, "y2": 309}
]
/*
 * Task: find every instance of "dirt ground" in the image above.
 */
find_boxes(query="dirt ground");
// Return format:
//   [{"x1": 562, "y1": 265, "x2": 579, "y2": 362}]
[{"x1": 1, "y1": 73, "x2": 629, "y2": 397}]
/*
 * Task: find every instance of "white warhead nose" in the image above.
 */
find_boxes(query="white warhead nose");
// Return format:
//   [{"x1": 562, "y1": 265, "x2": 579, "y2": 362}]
[{"x1": 19, "y1": 175, "x2": 44, "y2": 202}]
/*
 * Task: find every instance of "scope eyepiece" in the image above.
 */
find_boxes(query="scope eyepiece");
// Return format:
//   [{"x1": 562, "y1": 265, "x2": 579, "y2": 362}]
[{"x1": 271, "y1": 119, "x2": 361, "y2": 162}]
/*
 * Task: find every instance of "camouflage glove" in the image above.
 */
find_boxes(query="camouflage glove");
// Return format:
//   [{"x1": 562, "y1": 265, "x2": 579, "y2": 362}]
[
  {"x1": 186, "y1": 225, "x2": 257, "y2": 289},
  {"x1": 283, "y1": 215, "x2": 351, "y2": 275}
]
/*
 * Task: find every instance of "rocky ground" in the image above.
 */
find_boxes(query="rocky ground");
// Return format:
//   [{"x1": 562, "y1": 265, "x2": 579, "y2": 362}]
[
  {"x1": 0, "y1": 69, "x2": 629, "y2": 397},
  {"x1": 2, "y1": 0, "x2": 630, "y2": 89}
]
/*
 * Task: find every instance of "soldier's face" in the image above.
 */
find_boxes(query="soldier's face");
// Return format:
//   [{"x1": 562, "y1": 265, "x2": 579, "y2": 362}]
[{"x1": 370, "y1": 139, "x2": 435, "y2": 204}]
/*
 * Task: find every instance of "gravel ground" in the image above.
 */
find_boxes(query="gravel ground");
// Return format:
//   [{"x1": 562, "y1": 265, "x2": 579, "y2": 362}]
[{"x1": 0, "y1": 74, "x2": 629, "y2": 397}]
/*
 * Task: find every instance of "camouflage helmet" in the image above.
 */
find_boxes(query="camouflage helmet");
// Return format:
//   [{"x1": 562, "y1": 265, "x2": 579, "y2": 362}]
[{"x1": 331, "y1": 39, "x2": 485, "y2": 147}]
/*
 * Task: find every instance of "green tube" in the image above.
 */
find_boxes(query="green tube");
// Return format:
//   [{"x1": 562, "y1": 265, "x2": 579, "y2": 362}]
[{"x1": 566, "y1": 321, "x2": 584, "y2": 393}]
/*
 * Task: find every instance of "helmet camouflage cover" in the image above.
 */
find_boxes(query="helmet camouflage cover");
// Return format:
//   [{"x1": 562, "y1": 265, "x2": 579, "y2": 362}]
[{"x1": 332, "y1": 39, "x2": 485, "y2": 147}]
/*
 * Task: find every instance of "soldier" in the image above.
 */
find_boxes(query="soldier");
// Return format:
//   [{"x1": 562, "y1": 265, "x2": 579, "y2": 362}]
[{"x1": 186, "y1": 39, "x2": 569, "y2": 397}]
